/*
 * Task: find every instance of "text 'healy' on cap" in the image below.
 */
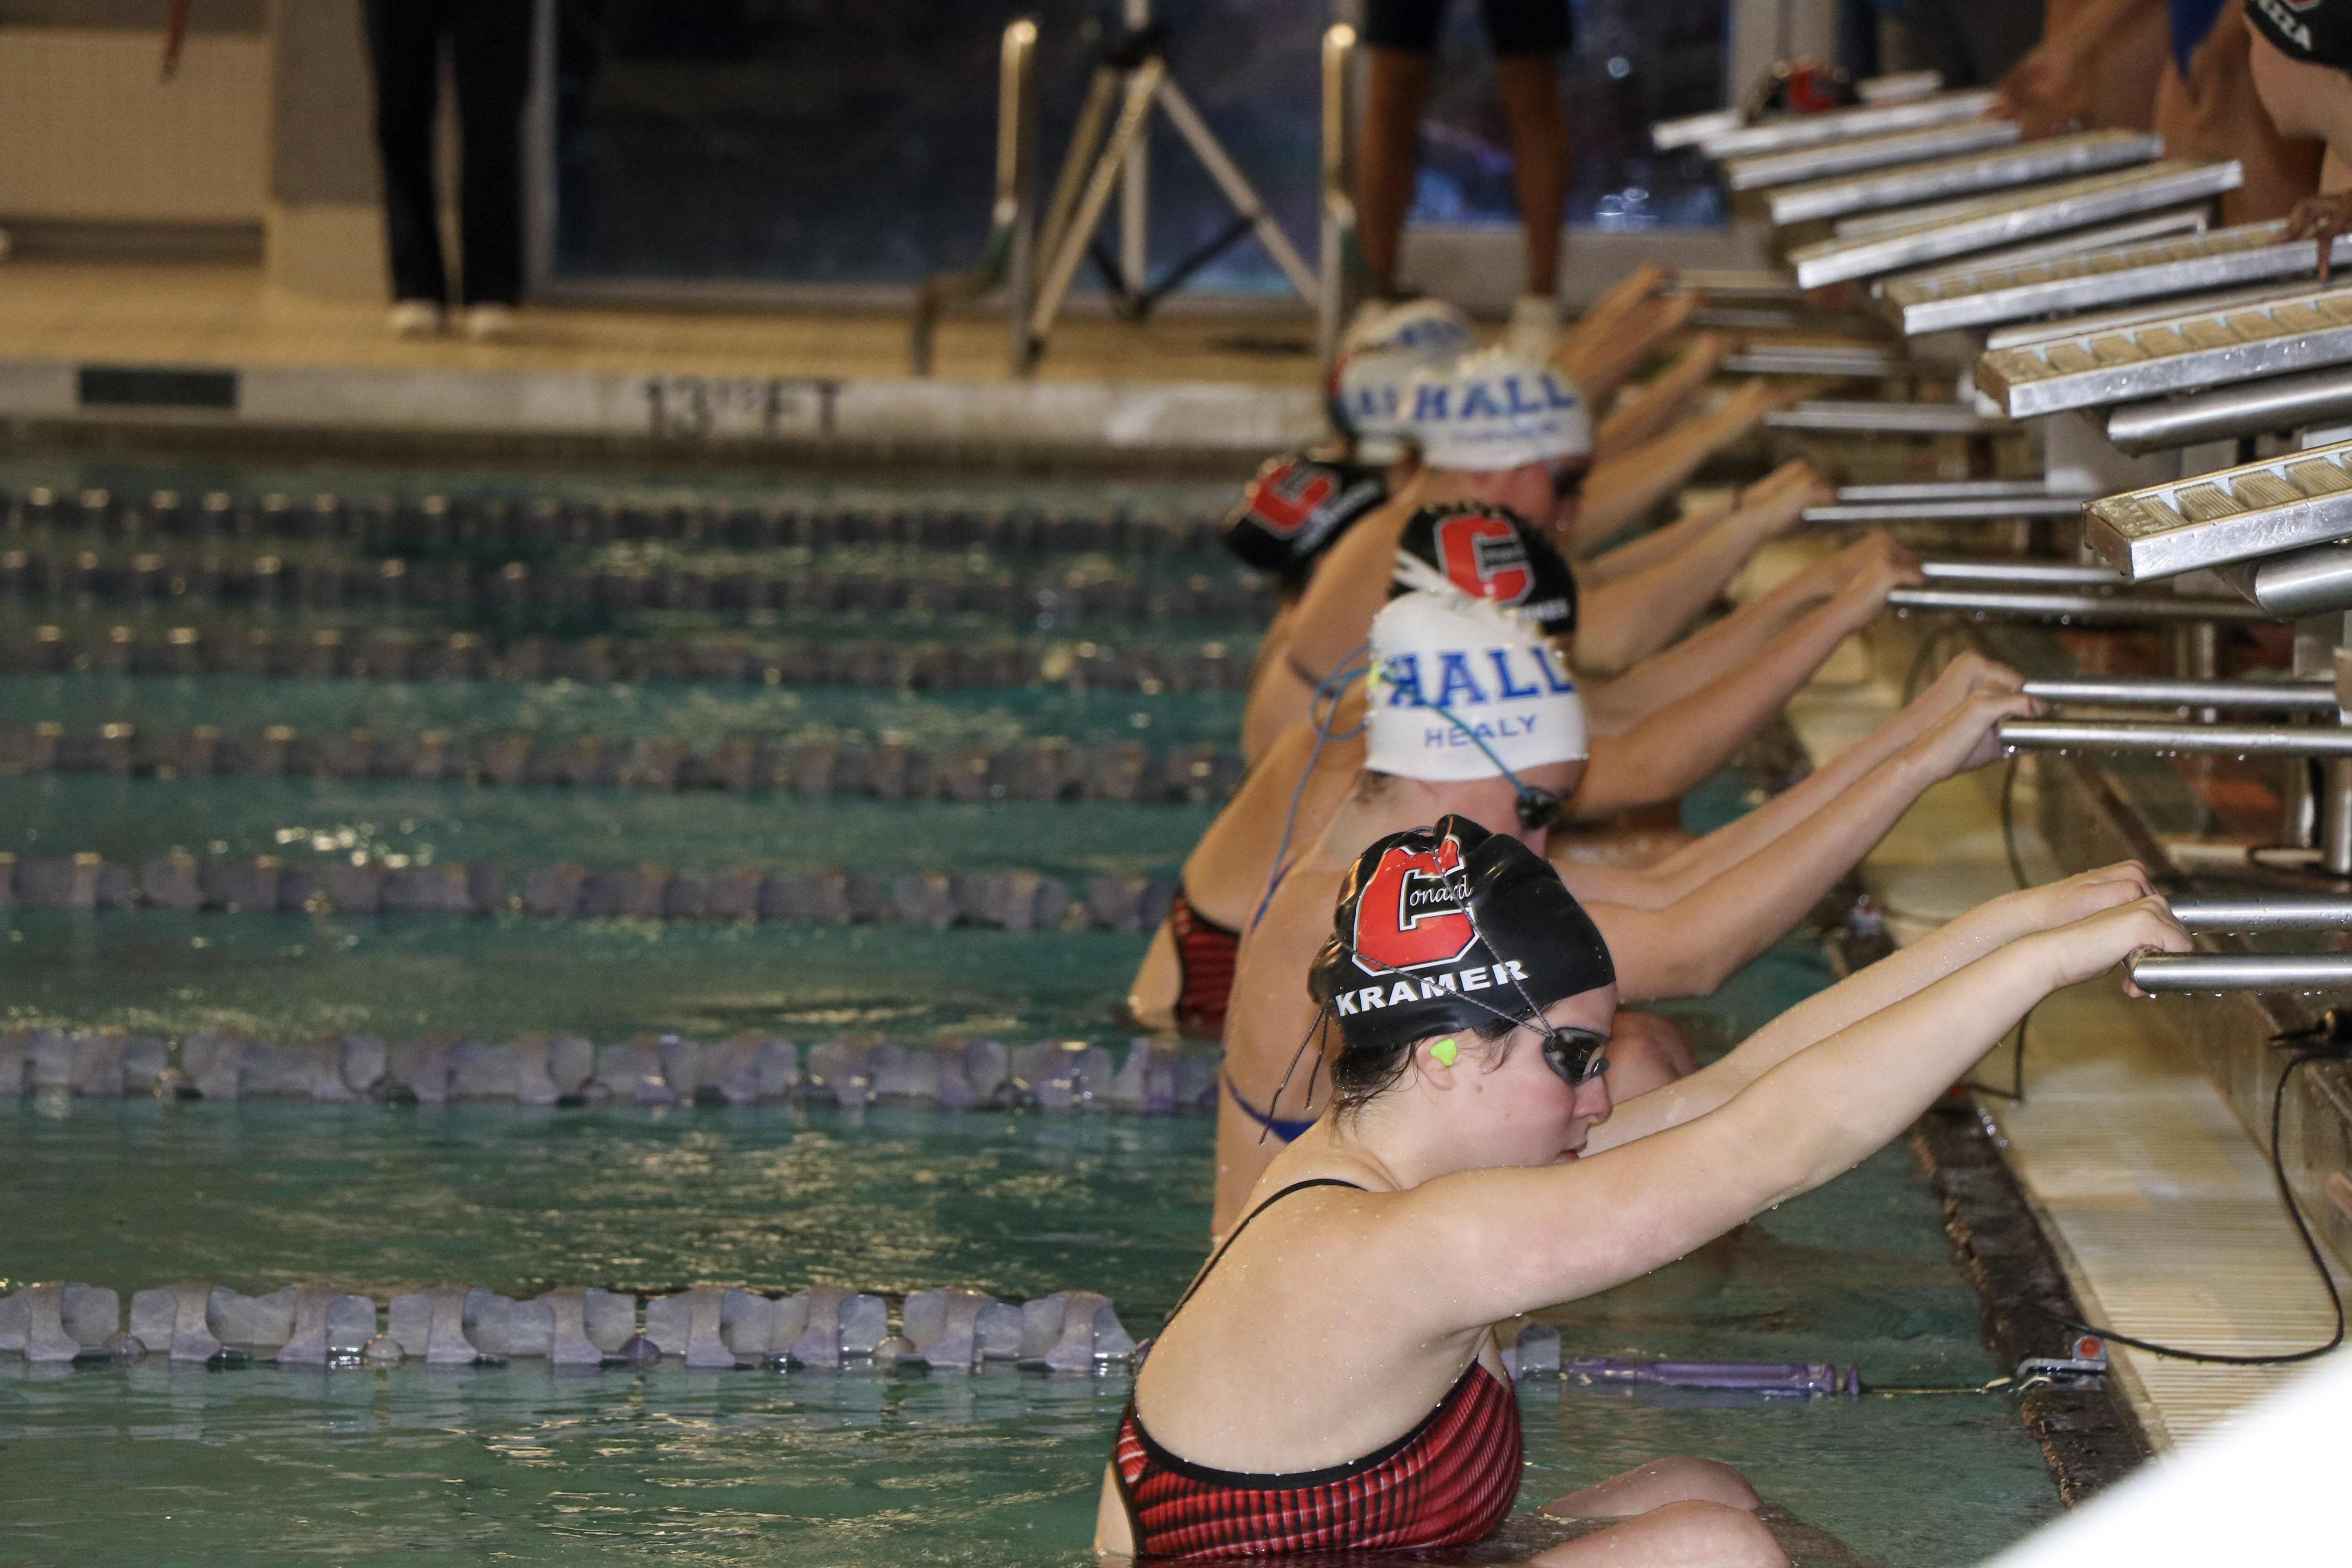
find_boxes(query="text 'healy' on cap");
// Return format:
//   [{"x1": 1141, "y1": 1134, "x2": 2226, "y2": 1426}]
[
  {"x1": 1393, "y1": 503, "x2": 1578, "y2": 636},
  {"x1": 1310, "y1": 815, "x2": 1615, "y2": 1054},
  {"x1": 1364, "y1": 588, "x2": 1587, "y2": 782},
  {"x1": 1406, "y1": 348, "x2": 1592, "y2": 473}
]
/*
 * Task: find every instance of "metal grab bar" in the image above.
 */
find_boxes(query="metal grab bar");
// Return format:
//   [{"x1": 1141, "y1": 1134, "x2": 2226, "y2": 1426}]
[
  {"x1": 1808, "y1": 496, "x2": 2091, "y2": 523},
  {"x1": 1887, "y1": 586, "x2": 2266, "y2": 622},
  {"x1": 1918, "y1": 561, "x2": 2122, "y2": 586},
  {"x1": 910, "y1": 18, "x2": 1038, "y2": 376},
  {"x1": 2170, "y1": 895, "x2": 2352, "y2": 931},
  {"x1": 2126, "y1": 952, "x2": 2352, "y2": 991},
  {"x1": 2019, "y1": 677, "x2": 2337, "y2": 711},
  {"x1": 1997, "y1": 719, "x2": 2352, "y2": 755},
  {"x1": 1317, "y1": 22, "x2": 1357, "y2": 369}
]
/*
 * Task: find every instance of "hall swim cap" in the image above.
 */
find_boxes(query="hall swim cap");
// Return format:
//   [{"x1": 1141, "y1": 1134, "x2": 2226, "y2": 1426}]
[
  {"x1": 1309, "y1": 815, "x2": 1615, "y2": 1055},
  {"x1": 1223, "y1": 450, "x2": 1390, "y2": 588},
  {"x1": 2247, "y1": 0, "x2": 2352, "y2": 67},
  {"x1": 1330, "y1": 299, "x2": 1477, "y2": 463},
  {"x1": 1407, "y1": 348, "x2": 1591, "y2": 473},
  {"x1": 1394, "y1": 503, "x2": 1578, "y2": 635},
  {"x1": 1364, "y1": 589, "x2": 1586, "y2": 782},
  {"x1": 1341, "y1": 297, "x2": 1477, "y2": 360}
]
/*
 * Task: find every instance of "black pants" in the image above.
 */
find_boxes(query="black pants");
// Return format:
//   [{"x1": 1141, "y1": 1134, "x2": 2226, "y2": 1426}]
[{"x1": 363, "y1": 0, "x2": 533, "y2": 307}]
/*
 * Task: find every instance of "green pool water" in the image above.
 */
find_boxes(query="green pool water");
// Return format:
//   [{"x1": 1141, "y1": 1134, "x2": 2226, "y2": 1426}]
[
  {"x1": 0, "y1": 673, "x2": 1247, "y2": 752},
  {"x1": 0, "y1": 1103, "x2": 2057, "y2": 1567},
  {"x1": 0, "y1": 773, "x2": 1214, "y2": 887},
  {"x1": 0, "y1": 466, "x2": 2065, "y2": 1566}
]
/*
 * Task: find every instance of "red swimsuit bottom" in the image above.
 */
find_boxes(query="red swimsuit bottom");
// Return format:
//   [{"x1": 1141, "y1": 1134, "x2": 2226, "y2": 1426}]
[
  {"x1": 1110, "y1": 1180, "x2": 1524, "y2": 1559},
  {"x1": 1169, "y1": 886, "x2": 1241, "y2": 1040}
]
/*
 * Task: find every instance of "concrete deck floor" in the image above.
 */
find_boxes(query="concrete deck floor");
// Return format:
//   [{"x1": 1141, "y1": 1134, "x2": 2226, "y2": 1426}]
[
  {"x1": 1788, "y1": 637, "x2": 2348, "y2": 1452},
  {"x1": 0, "y1": 261, "x2": 1325, "y2": 388}
]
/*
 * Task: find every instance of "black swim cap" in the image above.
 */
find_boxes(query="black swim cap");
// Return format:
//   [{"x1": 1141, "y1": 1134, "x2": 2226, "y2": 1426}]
[
  {"x1": 1223, "y1": 451, "x2": 1390, "y2": 588},
  {"x1": 2248, "y1": 0, "x2": 2352, "y2": 68},
  {"x1": 1394, "y1": 503, "x2": 1578, "y2": 636},
  {"x1": 1309, "y1": 815, "x2": 1615, "y2": 1055}
]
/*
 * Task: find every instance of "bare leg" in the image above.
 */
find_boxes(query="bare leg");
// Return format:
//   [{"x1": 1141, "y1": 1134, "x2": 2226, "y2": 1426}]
[
  {"x1": 1357, "y1": 47, "x2": 1434, "y2": 293},
  {"x1": 1543, "y1": 1455, "x2": 1763, "y2": 1518},
  {"x1": 1530, "y1": 1500, "x2": 1787, "y2": 1568},
  {"x1": 1495, "y1": 55, "x2": 1569, "y2": 298}
]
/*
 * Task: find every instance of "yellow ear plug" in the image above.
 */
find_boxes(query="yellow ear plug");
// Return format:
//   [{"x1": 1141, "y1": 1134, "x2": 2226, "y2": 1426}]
[{"x1": 1430, "y1": 1037, "x2": 1458, "y2": 1068}]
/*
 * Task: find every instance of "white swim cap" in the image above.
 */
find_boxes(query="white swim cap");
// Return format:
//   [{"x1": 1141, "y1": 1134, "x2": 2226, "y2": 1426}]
[
  {"x1": 1407, "y1": 348, "x2": 1592, "y2": 473},
  {"x1": 1363, "y1": 588, "x2": 1587, "y2": 782},
  {"x1": 1332, "y1": 300, "x2": 1477, "y2": 463},
  {"x1": 1341, "y1": 297, "x2": 1476, "y2": 359},
  {"x1": 1332, "y1": 348, "x2": 1424, "y2": 465}
]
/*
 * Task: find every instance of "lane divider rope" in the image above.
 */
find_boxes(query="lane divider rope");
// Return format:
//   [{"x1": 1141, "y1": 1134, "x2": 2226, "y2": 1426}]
[{"x1": 0, "y1": 724, "x2": 1244, "y2": 803}]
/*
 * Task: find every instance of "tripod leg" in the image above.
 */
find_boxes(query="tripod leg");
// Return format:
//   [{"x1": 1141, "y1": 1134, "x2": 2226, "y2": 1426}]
[
  {"x1": 1154, "y1": 78, "x2": 1321, "y2": 306},
  {"x1": 1037, "y1": 67, "x2": 1119, "y2": 270},
  {"x1": 1029, "y1": 57, "x2": 1165, "y2": 348}
]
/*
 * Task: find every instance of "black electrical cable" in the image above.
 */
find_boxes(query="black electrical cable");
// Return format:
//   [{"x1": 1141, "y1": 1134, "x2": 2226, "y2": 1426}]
[
  {"x1": 1993, "y1": 723, "x2": 2348, "y2": 1365},
  {"x1": 2033, "y1": 1048, "x2": 2345, "y2": 1367}
]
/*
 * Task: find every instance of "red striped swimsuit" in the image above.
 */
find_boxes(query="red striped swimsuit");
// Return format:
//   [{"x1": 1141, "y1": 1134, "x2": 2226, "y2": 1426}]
[
  {"x1": 1111, "y1": 1180, "x2": 1523, "y2": 1559},
  {"x1": 1169, "y1": 886, "x2": 1241, "y2": 1040}
]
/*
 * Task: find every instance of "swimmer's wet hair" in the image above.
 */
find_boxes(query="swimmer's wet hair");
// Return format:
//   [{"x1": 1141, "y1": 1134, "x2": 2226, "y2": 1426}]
[{"x1": 1328, "y1": 1012, "x2": 1526, "y2": 1123}]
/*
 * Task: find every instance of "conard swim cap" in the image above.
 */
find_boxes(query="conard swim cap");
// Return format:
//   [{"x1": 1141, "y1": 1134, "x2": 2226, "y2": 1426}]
[
  {"x1": 1407, "y1": 348, "x2": 1591, "y2": 473},
  {"x1": 1330, "y1": 300, "x2": 1477, "y2": 463},
  {"x1": 2247, "y1": 0, "x2": 2352, "y2": 68},
  {"x1": 1222, "y1": 450, "x2": 1390, "y2": 588},
  {"x1": 1394, "y1": 503, "x2": 1578, "y2": 635},
  {"x1": 1310, "y1": 815, "x2": 1615, "y2": 1055},
  {"x1": 1364, "y1": 589, "x2": 1586, "y2": 782}
]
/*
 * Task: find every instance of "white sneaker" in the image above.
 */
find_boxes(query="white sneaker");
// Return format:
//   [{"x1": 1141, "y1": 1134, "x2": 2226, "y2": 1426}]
[
  {"x1": 462, "y1": 303, "x2": 517, "y2": 342},
  {"x1": 1507, "y1": 294, "x2": 1562, "y2": 363},
  {"x1": 388, "y1": 299, "x2": 444, "y2": 338}
]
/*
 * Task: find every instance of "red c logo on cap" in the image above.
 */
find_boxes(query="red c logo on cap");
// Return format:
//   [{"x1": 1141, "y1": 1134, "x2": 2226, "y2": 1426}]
[
  {"x1": 1243, "y1": 459, "x2": 1339, "y2": 537},
  {"x1": 1352, "y1": 837, "x2": 1477, "y2": 973},
  {"x1": 1432, "y1": 512, "x2": 1534, "y2": 607}
]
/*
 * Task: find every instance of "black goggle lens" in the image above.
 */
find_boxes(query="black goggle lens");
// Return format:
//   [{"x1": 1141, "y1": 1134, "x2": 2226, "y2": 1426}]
[
  {"x1": 1516, "y1": 787, "x2": 1563, "y2": 832},
  {"x1": 1550, "y1": 464, "x2": 1589, "y2": 501},
  {"x1": 1540, "y1": 1028, "x2": 1610, "y2": 1087}
]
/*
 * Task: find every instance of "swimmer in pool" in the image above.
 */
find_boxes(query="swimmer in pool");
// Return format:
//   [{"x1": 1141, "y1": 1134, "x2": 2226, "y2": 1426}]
[
  {"x1": 1241, "y1": 347, "x2": 1864, "y2": 759},
  {"x1": 1097, "y1": 817, "x2": 2185, "y2": 1563},
  {"x1": 1207, "y1": 588, "x2": 2037, "y2": 1230},
  {"x1": 1234, "y1": 287, "x2": 1727, "y2": 715},
  {"x1": 1127, "y1": 514, "x2": 1931, "y2": 1043}
]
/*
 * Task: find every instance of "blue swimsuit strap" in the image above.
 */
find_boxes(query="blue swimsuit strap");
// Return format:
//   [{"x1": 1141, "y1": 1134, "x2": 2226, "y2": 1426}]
[{"x1": 1224, "y1": 1070, "x2": 1318, "y2": 1143}]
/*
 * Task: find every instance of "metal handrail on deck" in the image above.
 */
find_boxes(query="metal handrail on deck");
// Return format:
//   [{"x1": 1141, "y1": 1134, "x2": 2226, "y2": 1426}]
[
  {"x1": 908, "y1": 18, "x2": 1040, "y2": 377},
  {"x1": 1316, "y1": 22, "x2": 1358, "y2": 370}
]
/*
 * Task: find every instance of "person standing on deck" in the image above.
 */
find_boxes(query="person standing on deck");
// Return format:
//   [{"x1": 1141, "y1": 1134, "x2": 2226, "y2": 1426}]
[
  {"x1": 1357, "y1": 0, "x2": 1575, "y2": 360},
  {"x1": 363, "y1": 0, "x2": 534, "y2": 340}
]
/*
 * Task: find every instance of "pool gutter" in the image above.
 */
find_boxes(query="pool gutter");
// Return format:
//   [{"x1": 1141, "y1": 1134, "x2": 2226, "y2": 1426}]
[{"x1": 0, "y1": 358, "x2": 1316, "y2": 478}]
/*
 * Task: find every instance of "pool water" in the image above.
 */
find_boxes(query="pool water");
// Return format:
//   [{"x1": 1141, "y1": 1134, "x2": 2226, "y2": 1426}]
[
  {"x1": 0, "y1": 1103, "x2": 2057, "y2": 1567},
  {"x1": 3, "y1": 464, "x2": 2062, "y2": 1564}
]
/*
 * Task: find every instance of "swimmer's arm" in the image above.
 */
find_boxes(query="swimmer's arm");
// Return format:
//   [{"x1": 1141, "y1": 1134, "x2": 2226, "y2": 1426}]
[
  {"x1": 1575, "y1": 540, "x2": 1871, "y2": 729},
  {"x1": 1570, "y1": 379, "x2": 1809, "y2": 552},
  {"x1": 1240, "y1": 500, "x2": 1409, "y2": 760},
  {"x1": 1582, "y1": 686, "x2": 2035, "y2": 1000},
  {"x1": 1584, "y1": 863, "x2": 2160, "y2": 1151},
  {"x1": 1399, "y1": 893, "x2": 2186, "y2": 1326},
  {"x1": 1570, "y1": 583, "x2": 1889, "y2": 817},
  {"x1": 1575, "y1": 457, "x2": 1821, "y2": 584},
  {"x1": 1557, "y1": 652, "x2": 2027, "y2": 904},
  {"x1": 1551, "y1": 266, "x2": 1688, "y2": 406},
  {"x1": 1573, "y1": 468, "x2": 1831, "y2": 670},
  {"x1": 1590, "y1": 332, "x2": 1730, "y2": 462}
]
